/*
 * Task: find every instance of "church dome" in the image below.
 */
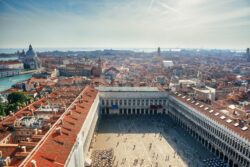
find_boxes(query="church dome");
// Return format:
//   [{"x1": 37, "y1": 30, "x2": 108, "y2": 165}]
[{"x1": 26, "y1": 44, "x2": 37, "y2": 57}]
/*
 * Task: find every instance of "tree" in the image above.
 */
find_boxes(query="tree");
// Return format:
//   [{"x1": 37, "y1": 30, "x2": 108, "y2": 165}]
[
  {"x1": 0, "y1": 102, "x2": 6, "y2": 116},
  {"x1": 7, "y1": 92, "x2": 31, "y2": 104},
  {"x1": 6, "y1": 103, "x2": 17, "y2": 115}
]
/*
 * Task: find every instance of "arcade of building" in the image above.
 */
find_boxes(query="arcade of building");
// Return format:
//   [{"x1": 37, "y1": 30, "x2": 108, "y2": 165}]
[{"x1": 97, "y1": 87, "x2": 250, "y2": 167}]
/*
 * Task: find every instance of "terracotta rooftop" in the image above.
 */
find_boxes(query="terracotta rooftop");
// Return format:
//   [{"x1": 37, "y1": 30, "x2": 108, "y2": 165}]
[
  {"x1": 0, "y1": 85, "x2": 85, "y2": 164},
  {"x1": 171, "y1": 92, "x2": 250, "y2": 143},
  {"x1": 20, "y1": 86, "x2": 98, "y2": 167},
  {"x1": 0, "y1": 98, "x2": 47, "y2": 141},
  {"x1": 0, "y1": 60, "x2": 23, "y2": 65}
]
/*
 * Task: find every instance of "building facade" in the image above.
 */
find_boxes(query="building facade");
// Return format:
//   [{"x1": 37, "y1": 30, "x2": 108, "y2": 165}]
[
  {"x1": 59, "y1": 64, "x2": 92, "y2": 77},
  {"x1": 168, "y1": 92, "x2": 250, "y2": 167},
  {"x1": 0, "y1": 69, "x2": 20, "y2": 78},
  {"x1": 0, "y1": 60, "x2": 24, "y2": 70},
  {"x1": 97, "y1": 87, "x2": 168, "y2": 115}
]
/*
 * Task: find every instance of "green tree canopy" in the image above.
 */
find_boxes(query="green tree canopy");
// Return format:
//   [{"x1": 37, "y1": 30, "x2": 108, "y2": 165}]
[
  {"x1": 7, "y1": 92, "x2": 31, "y2": 105},
  {"x1": 0, "y1": 102, "x2": 6, "y2": 116}
]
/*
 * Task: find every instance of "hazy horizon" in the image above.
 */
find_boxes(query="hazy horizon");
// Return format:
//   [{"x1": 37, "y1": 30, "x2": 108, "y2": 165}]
[
  {"x1": 0, "y1": 46, "x2": 247, "y2": 54},
  {"x1": 1, "y1": 0, "x2": 250, "y2": 49}
]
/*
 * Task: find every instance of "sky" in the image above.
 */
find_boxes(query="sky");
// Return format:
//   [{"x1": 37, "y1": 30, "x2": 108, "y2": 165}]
[{"x1": 0, "y1": 0, "x2": 250, "y2": 49}]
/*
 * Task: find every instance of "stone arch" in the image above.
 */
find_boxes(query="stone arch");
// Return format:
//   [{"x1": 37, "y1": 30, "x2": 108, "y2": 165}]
[
  {"x1": 233, "y1": 164, "x2": 238, "y2": 167},
  {"x1": 101, "y1": 108, "x2": 105, "y2": 114},
  {"x1": 219, "y1": 151, "x2": 223, "y2": 159},
  {"x1": 132, "y1": 109, "x2": 136, "y2": 114},
  {"x1": 224, "y1": 155, "x2": 228, "y2": 163},
  {"x1": 212, "y1": 147, "x2": 215, "y2": 154},
  {"x1": 208, "y1": 143, "x2": 211, "y2": 150},
  {"x1": 106, "y1": 108, "x2": 109, "y2": 114},
  {"x1": 205, "y1": 140, "x2": 208, "y2": 147},
  {"x1": 216, "y1": 149, "x2": 219, "y2": 156},
  {"x1": 229, "y1": 159, "x2": 233, "y2": 167}
]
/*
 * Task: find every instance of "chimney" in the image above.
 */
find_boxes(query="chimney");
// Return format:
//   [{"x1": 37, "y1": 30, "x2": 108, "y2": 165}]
[
  {"x1": 31, "y1": 160, "x2": 37, "y2": 167},
  {"x1": 38, "y1": 129, "x2": 42, "y2": 134},
  {"x1": 48, "y1": 123, "x2": 52, "y2": 128},
  {"x1": 33, "y1": 128, "x2": 38, "y2": 135},
  {"x1": 55, "y1": 127, "x2": 61, "y2": 135},
  {"x1": 68, "y1": 111, "x2": 72, "y2": 115},
  {"x1": 21, "y1": 146, "x2": 26, "y2": 153},
  {"x1": 59, "y1": 119, "x2": 63, "y2": 125}
]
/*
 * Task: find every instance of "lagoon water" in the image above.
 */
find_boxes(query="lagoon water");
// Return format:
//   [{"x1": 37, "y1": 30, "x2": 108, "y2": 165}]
[
  {"x1": 0, "y1": 57, "x2": 18, "y2": 61},
  {"x1": 0, "y1": 74, "x2": 32, "y2": 92}
]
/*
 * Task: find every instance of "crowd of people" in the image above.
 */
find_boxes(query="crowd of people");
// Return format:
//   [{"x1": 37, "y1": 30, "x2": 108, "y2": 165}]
[{"x1": 91, "y1": 149, "x2": 114, "y2": 167}]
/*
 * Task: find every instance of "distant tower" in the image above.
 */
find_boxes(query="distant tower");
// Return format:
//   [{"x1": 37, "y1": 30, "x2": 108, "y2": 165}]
[
  {"x1": 98, "y1": 57, "x2": 102, "y2": 69},
  {"x1": 197, "y1": 70, "x2": 203, "y2": 82},
  {"x1": 247, "y1": 48, "x2": 250, "y2": 62},
  {"x1": 157, "y1": 47, "x2": 161, "y2": 57},
  {"x1": 92, "y1": 57, "x2": 102, "y2": 77}
]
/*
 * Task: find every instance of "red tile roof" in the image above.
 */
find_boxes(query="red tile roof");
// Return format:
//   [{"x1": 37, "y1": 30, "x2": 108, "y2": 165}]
[
  {"x1": 172, "y1": 92, "x2": 250, "y2": 142},
  {"x1": 0, "y1": 98, "x2": 46, "y2": 141},
  {"x1": 21, "y1": 86, "x2": 98, "y2": 167},
  {"x1": 0, "y1": 60, "x2": 23, "y2": 65}
]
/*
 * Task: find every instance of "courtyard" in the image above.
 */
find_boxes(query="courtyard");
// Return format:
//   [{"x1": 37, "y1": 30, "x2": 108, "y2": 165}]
[{"x1": 89, "y1": 115, "x2": 219, "y2": 167}]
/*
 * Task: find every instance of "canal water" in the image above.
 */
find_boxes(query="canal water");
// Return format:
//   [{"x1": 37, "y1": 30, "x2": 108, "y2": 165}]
[
  {"x1": 0, "y1": 74, "x2": 32, "y2": 92},
  {"x1": 0, "y1": 57, "x2": 32, "y2": 92}
]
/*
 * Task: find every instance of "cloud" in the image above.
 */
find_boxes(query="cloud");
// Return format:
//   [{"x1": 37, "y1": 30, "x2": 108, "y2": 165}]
[{"x1": 0, "y1": 0, "x2": 249, "y2": 49}]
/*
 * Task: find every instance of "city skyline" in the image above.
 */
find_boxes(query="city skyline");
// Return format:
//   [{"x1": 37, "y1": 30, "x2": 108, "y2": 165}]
[{"x1": 0, "y1": 0, "x2": 250, "y2": 49}]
